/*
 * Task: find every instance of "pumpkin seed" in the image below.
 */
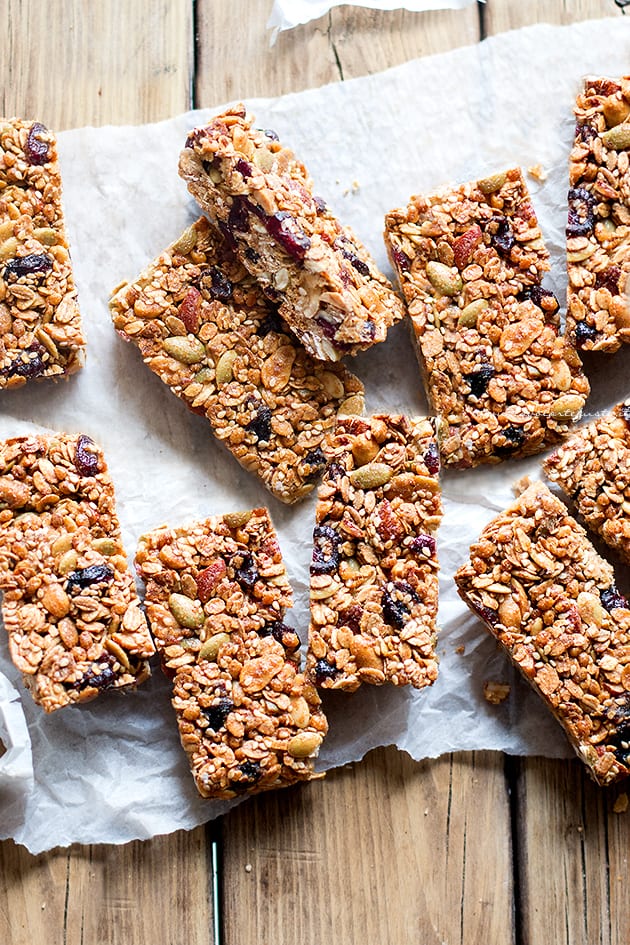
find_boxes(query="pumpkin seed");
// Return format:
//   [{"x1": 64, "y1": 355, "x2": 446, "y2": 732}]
[
  {"x1": 199, "y1": 632, "x2": 231, "y2": 661},
  {"x1": 169, "y1": 592, "x2": 204, "y2": 629},
  {"x1": 349, "y1": 462, "x2": 393, "y2": 489},
  {"x1": 162, "y1": 336, "x2": 206, "y2": 364}
]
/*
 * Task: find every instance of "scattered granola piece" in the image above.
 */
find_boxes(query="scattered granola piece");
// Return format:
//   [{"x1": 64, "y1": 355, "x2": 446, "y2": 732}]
[
  {"x1": 0, "y1": 120, "x2": 85, "y2": 387},
  {"x1": 527, "y1": 164, "x2": 548, "y2": 182},
  {"x1": 455, "y1": 480, "x2": 630, "y2": 787},
  {"x1": 613, "y1": 792, "x2": 629, "y2": 813},
  {"x1": 483, "y1": 681, "x2": 511, "y2": 705},
  {"x1": 307, "y1": 415, "x2": 442, "y2": 691},
  {"x1": 135, "y1": 508, "x2": 327, "y2": 799},
  {"x1": 384, "y1": 168, "x2": 590, "y2": 468},
  {"x1": 0, "y1": 433, "x2": 154, "y2": 711},
  {"x1": 178, "y1": 104, "x2": 405, "y2": 361}
]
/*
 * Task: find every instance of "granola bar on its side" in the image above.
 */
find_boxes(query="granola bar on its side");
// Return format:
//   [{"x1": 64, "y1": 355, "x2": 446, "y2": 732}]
[
  {"x1": 566, "y1": 76, "x2": 630, "y2": 352},
  {"x1": 135, "y1": 508, "x2": 327, "y2": 799},
  {"x1": 307, "y1": 415, "x2": 442, "y2": 692},
  {"x1": 544, "y1": 400, "x2": 630, "y2": 565},
  {"x1": 0, "y1": 120, "x2": 85, "y2": 387},
  {"x1": 178, "y1": 104, "x2": 405, "y2": 361},
  {"x1": 110, "y1": 217, "x2": 364, "y2": 504},
  {"x1": 454, "y1": 480, "x2": 630, "y2": 786},
  {"x1": 0, "y1": 433, "x2": 154, "y2": 712},
  {"x1": 384, "y1": 168, "x2": 590, "y2": 468}
]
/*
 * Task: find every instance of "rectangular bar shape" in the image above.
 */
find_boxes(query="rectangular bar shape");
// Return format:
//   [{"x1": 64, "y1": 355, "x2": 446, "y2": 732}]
[
  {"x1": 454, "y1": 480, "x2": 630, "y2": 786},
  {"x1": 178, "y1": 104, "x2": 405, "y2": 361},
  {"x1": 0, "y1": 433, "x2": 154, "y2": 712},
  {"x1": 544, "y1": 400, "x2": 630, "y2": 565},
  {"x1": 384, "y1": 168, "x2": 589, "y2": 468},
  {"x1": 307, "y1": 414, "x2": 441, "y2": 691},
  {"x1": 566, "y1": 76, "x2": 630, "y2": 352},
  {"x1": 110, "y1": 217, "x2": 364, "y2": 504},
  {"x1": 0, "y1": 119, "x2": 85, "y2": 386},
  {"x1": 135, "y1": 508, "x2": 327, "y2": 799}
]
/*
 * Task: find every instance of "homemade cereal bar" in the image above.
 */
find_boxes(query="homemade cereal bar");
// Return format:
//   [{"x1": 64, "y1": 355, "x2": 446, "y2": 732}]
[
  {"x1": 135, "y1": 508, "x2": 327, "y2": 799},
  {"x1": 178, "y1": 104, "x2": 405, "y2": 361},
  {"x1": 544, "y1": 400, "x2": 630, "y2": 565},
  {"x1": 0, "y1": 433, "x2": 154, "y2": 712},
  {"x1": 110, "y1": 217, "x2": 364, "y2": 504},
  {"x1": 307, "y1": 415, "x2": 441, "y2": 692},
  {"x1": 384, "y1": 168, "x2": 590, "y2": 468},
  {"x1": 0, "y1": 120, "x2": 85, "y2": 386},
  {"x1": 454, "y1": 480, "x2": 630, "y2": 786},
  {"x1": 566, "y1": 76, "x2": 630, "y2": 352}
]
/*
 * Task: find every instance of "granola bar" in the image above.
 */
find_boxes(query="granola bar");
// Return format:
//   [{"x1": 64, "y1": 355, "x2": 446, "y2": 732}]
[
  {"x1": 307, "y1": 415, "x2": 441, "y2": 691},
  {"x1": 0, "y1": 120, "x2": 85, "y2": 387},
  {"x1": 178, "y1": 104, "x2": 405, "y2": 361},
  {"x1": 566, "y1": 76, "x2": 630, "y2": 352},
  {"x1": 454, "y1": 480, "x2": 630, "y2": 786},
  {"x1": 543, "y1": 400, "x2": 630, "y2": 565},
  {"x1": 0, "y1": 433, "x2": 154, "y2": 712},
  {"x1": 384, "y1": 168, "x2": 590, "y2": 468},
  {"x1": 135, "y1": 508, "x2": 327, "y2": 799},
  {"x1": 110, "y1": 217, "x2": 364, "y2": 504}
]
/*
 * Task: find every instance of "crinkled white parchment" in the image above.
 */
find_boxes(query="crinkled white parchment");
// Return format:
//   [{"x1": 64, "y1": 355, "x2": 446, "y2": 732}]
[
  {"x1": 268, "y1": 0, "x2": 477, "y2": 41},
  {"x1": 1, "y1": 18, "x2": 630, "y2": 853}
]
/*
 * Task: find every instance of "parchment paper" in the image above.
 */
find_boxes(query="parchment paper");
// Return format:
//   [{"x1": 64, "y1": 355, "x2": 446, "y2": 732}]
[
  {"x1": 268, "y1": 0, "x2": 476, "y2": 39},
  {"x1": 1, "y1": 18, "x2": 630, "y2": 853}
]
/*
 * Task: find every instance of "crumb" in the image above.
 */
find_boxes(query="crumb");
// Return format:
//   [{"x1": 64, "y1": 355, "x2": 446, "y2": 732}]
[
  {"x1": 513, "y1": 475, "x2": 532, "y2": 497},
  {"x1": 244, "y1": 863, "x2": 252, "y2": 873},
  {"x1": 483, "y1": 681, "x2": 511, "y2": 704},
  {"x1": 527, "y1": 164, "x2": 548, "y2": 182},
  {"x1": 424, "y1": 808, "x2": 429, "y2": 816},
  {"x1": 613, "y1": 793, "x2": 628, "y2": 814},
  {"x1": 455, "y1": 645, "x2": 465, "y2": 655}
]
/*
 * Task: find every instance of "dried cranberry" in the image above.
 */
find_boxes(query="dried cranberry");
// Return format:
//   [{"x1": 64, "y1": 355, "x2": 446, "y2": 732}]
[
  {"x1": 574, "y1": 123, "x2": 597, "y2": 144},
  {"x1": 311, "y1": 524, "x2": 340, "y2": 575},
  {"x1": 227, "y1": 196, "x2": 250, "y2": 232},
  {"x1": 264, "y1": 211, "x2": 311, "y2": 260},
  {"x1": 574, "y1": 321, "x2": 599, "y2": 348},
  {"x1": 260, "y1": 621, "x2": 300, "y2": 654},
  {"x1": 66, "y1": 565, "x2": 114, "y2": 591},
  {"x1": 424, "y1": 442, "x2": 440, "y2": 475},
  {"x1": 302, "y1": 446, "x2": 327, "y2": 482},
  {"x1": 518, "y1": 284, "x2": 560, "y2": 316},
  {"x1": 495, "y1": 426, "x2": 525, "y2": 456},
  {"x1": 339, "y1": 604, "x2": 363, "y2": 633},
  {"x1": 72, "y1": 656, "x2": 117, "y2": 692},
  {"x1": 453, "y1": 225, "x2": 482, "y2": 269},
  {"x1": 325, "y1": 461, "x2": 346, "y2": 484},
  {"x1": 257, "y1": 310, "x2": 284, "y2": 336},
  {"x1": 410, "y1": 534, "x2": 436, "y2": 557},
  {"x1": 218, "y1": 221, "x2": 237, "y2": 251},
  {"x1": 608, "y1": 698, "x2": 630, "y2": 765},
  {"x1": 178, "y1": 286, "x2": 202, "y2": 332},
  {"x1": 185, "y1": 127, "x2": 207, "y2": 149},
  {"x1": 203, "y1": 698, "x2": 234, "y2": 730},
  {"x1": 4, "y1": 253, "x2": 53, "y2": 280},
  {"x1": 490, "y1": 217, "x2": 515, "y2": 257},
  {"x1": 200, "y1": 266, "x2": 233, "y2": 302},
  {"x1": 196, "y1": 559, "x2": 227, "y2": 602},
  {"x1": 595, "y1": 266, "x2": 623, "y2": 296},
  {"x1": 334, "y1": 237, "x2": 370, "y2": 276},
  {"x1": 74, "y1": 434, "x2": 99, "y2": 477},
  {"x1": 567, "y1": 187, "x2": 596, "y2": 238},
  {"x1": 25, "y1": 122, "x2": 50, "y2": 166},
  {"x1": 601, "y1": 586, "x2": 628, "y2": 612},
  {"x1": 390, "y1": 244, "x2": 411, "y2": 272},
  {"x1": 232, "y1": 760, "x2": 262, "y2": 791},
  {"x1": 314, "y1": 658, "x2": 339, "y2": 685},
  {"x1": 246, "y1": 404, "x2": 272, "y2": 442},
  {"x1": 313, "y1": 195, "x2": 327, "y2": 213},
  {"x1": 381, "y1": 586, "x2": 410, "y2": 630},
  {"x1": 469, "y1": 598, "x2": 499, "y2": 627},
  {"x1": 244, "y1": 246, "x2": 260, "y2": 264},
  {"x1": 465, "y1": 364, "x2": 495, "y2": 398},
  {"x1": 236, "y1": 158, "x2": 253, "y2": 178},
  {"x1": 5, "y1": 344, "x2": 46, "y2": 379},
  {"x1": 234, "y1": 554, "x2": 258, "y2": 590}
]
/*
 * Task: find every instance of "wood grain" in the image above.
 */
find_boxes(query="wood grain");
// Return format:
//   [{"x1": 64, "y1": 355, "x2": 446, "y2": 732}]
[
  {"x1": 195, "y1": 1, "x2": 480, "y2": 105},
  {"x1": 221, "y1": 747, "x2": 514, "y2": 945},
  {"x1": 0, "y1": 0, "x2": 193, "y2": 129},
  {"x1": 483, "y1": 0, "x2": 621, "y2": 33}
]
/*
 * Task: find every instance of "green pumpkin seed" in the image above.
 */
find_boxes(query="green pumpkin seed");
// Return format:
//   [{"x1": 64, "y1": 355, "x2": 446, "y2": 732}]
[
  {"x1": 426, "y1": 261, "x2": 462, "y2": 297},
  {"x1": 215, "y1": 349, "x2": 238, "y2": 386},
  {"x1": 601, "y1": 124, "x2": 630, "y2": 150},
  {"x1": 169, "y1": 592, "x2": 204, "y2": 629},
  {"x1": 349, "y1": 462, "x2": 393, "y2": 489},
  {"x1": 199, "y1": 632, "x2": 231, "y2": 661},
  {"x1": 162, "y1": 336, "x2": 206, "y2": 364}
]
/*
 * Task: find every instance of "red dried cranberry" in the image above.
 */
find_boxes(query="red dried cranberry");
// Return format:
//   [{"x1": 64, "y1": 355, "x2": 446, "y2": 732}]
[
  {"x1": 178, "y1": 287, "x2": 202, "y2": 332},
  {"x1": 600, "y1": 586, "x2": 628, "y2": 612},
  {"x1": 339, "y1": 604, "x2": 363, "y2": 633},
  {"x1": 218, "y1": 221, "x2": 237, "y2": 250},
  {"x1": 234, "y1": 554, "x2": 258, "y2": 590},
  {"x1": 302, "y1": 446, "x2": 327, "y2": 482},
  {"x1": 608, "y1": 698, "x2": 630, "y2": 765},
  {"x1": 232, "y1": 760, "x2": 262, "y2": 791},
  {"x1": 185, "y1": 127, "x2": 207, "y2": 149},
  {"x1": 257, "y1": 310, "x2": 284, "y2": 336},
  {"x1": 453, "y1": 225, "x2": 482, "y2": 269},
  {"x1": 260, "y1": 621, "x2": 300, "y2": 654},
  {"x1": 66, "y1": 564, "x2": 114, "y2": 591},
  {"x1": 74, "y1": 434, "x2": 99, "y2": 477},
  {"x1": 4, "y1": 253, "x2": 53, "y2": 280},
  {"x1": 495, "y1": 425, "x2": 526, "y2": 456},
  {"x1": 72, "y1": 655, "x2": 117, "y2": 692},
  {"x1": 227, "y1": 196, "x2": 250, "y2": 232},
  {"x1": 595, "y1": 266, "x2": 623, "y2": 296},
  {"x1": 200, "y1": 266, "x2": 233, "y2": 302},
  {"x1": 574, "y1": 321, "x2": 598, "y2": 348},
  {"x1": 264, "y1": 211, "x2": 311, "y2": 260},
  {"x1": 236, "y1": 158, "x2": 253, "y2": 178},
  {"x1": 381, "y1": 586, "x2": 410, "y2": 629},
  {"x1": 567, "y1": 187, "x2": 596, "y2": 238},
  {"x1": 574, "y1": 123, "x2": 597, "y2": 144},
  {"x1": 203, "y1": 698, "x2": 234, "y2": 730},
  {"x1": 334, "y1": 236, "x2": 370, "y2": 276},
  {"x1": 5, "y1": 343, "x2": 46, "y2": 379},
  {"x1": 196, "y1": 559, "x2": 227, "y2": 602},
  {"x1": 465, "y1": 364, "x2": 495, "y2": 398},
  {"x1": 246, "y1": 405, "x2": 272, "y2": 442},
  {"x1": 390, "y1": 244, "x2": 411, "y2": 272},
  {"x1": 314, "y1": 658, "x2": 339, "y2": 685},
  {"x1": 25, "y1": 122, "x2": 50, "y2": 166},
  {"x1": 469, "y1": 598, "x2": 500, "y2": 627},
  {"x1": 490, "y1": 217, "x2": 515, "y2": 257},
  {"x1": 410, "y1": 534, "x2": 436, "y2": 557},
  {"x1": 424, "y1": 442, "x2": 440, "y2": 475},
  {"x1": 313, "y1": 195, "x2": 327, "y2": 213},
  {"x1": 311, "y1": 525, "x2": 340, "y2": 575},
  {"x1": 325, "y1": 461, "x2": 347, "y2": 484},
  {"x1": 518, "y1": 285, "x2": 560, "y2": 316}
]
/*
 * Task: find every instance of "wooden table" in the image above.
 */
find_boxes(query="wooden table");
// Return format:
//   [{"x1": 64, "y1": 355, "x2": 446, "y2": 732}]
[{"x1": 1, "y1": 2, "x2": 629, "y2": 943}]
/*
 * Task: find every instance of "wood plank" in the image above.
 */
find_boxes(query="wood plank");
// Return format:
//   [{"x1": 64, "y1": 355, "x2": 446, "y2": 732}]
[
  {"x1": 512, "y1": 757, "x2": 630, "y2": 945},
  {"x1": 195, "y1": 1, "x2": 480, "y2": 105},
  {"x1": 0, "y1": 0, "x2": 193, "y2": 129},
  {"x1": 0, "y1": 829, "x2": 214, "y2": 945},
  {"x1": 483, "y1": 0, "x2": 620, "y2": 33},
  {"x1": 221, "y1": 747, "x2": 514, "y2": 945}
]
